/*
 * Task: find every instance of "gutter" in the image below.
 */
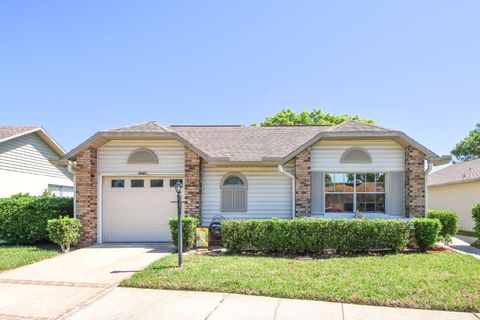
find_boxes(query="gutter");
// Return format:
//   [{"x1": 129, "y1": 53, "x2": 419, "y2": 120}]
[
  {"x1": 424, "y1": 160, "x2": 433, "y2": 217},
  {"x1": 67, "y1": 161, "x2": 77, "y2": 218},
  {"x1": 278, "y1": 165, "x2": 295, "y2": 218}
]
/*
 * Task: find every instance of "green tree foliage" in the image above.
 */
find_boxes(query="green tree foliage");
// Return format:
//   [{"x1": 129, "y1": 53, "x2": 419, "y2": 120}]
[
  {"x1": 259, "y1": 108, "x2": 375, "y2": 126},
  {"x1": 451, "y1": 123, "x2": 480, "y2": 161}
]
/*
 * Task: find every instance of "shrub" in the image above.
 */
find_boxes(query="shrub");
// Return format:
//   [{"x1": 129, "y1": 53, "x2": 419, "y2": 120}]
[
  {"x1": 47, "y1": 217, "x2": 81, "y2": 252},
  {"x1": 413, "y1": 218, "x2": 441, "y2": 251},
  {"x1": 221, "y1": 218, "x2": 410, "y2": 255},
  {"x1": 0, "y1": 194, "x2": 73, "y2": 244},
  {"x1": 427, "y1": 210, "x2": 458, "y2": 244},
  {"x1": 169, "y1": 217, "x2": 199, "y2": 252},
  {"x1": 473, "y1": 204, "x2": 480, "y2": 239}
]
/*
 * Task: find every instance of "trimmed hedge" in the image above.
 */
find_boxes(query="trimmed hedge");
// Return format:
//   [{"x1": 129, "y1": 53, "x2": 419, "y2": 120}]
[
  {"x1": 427, "y1": 210, "x2": 458, "y2": 244},
  {"x1": 47, "y1": 217, "x2": 81, "y2": 252},
  {"x1": 0, "y1": 194, "x2": 73, "y2": 244},
  {"x1": 413, "y1": 218, "x2": 441, "y2": 251},
  {"x1": 473, "y1": 204, "x2": 480, "y2": 238},
  {"x1": 169, "y1": 217, "x2": 199, "y2": 252},
  {"x1": 221, "y1": 218, "x2": 410, "y2": 255}
]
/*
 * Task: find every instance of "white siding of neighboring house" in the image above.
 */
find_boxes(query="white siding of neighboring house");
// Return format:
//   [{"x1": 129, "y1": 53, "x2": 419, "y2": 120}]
[
  {"x1": 97, "y1": 140, "x2": 185, "y2": 174},
  {"x1": 311, "y1": 140, "x2": 405, "y2": 172},
  {"x1": 429, "y1": 181, "x2": 479, "y2": 232},
  {"x1": 201, "y1": 163, "x2": 293, "y2": 225},
  {"x1": 0, "y1": 133, "x2": 73, "y2": 198}
]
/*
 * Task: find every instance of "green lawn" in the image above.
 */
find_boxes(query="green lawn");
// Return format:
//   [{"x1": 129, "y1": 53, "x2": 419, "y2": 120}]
[
  {"x1": 0, "y1": 245, "x2": 59, "y2": 272},
  {"x1": 122, "y1": 252, "x2": 480, "y2": 312},
  {"x1": 458, "y1": 230, "x2": 477, "y2": 238}
]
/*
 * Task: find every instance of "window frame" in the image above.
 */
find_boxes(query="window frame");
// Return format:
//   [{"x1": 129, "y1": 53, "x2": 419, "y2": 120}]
[
  {"x1": 220, "y1": 173, "x2": 248, "y2": 212},
  {"x1": 127, "y1": 148, "x2": 158, "y2": 164},
  {"x1": 324, "y1": 172, "x2": 387, "y2": 214}
]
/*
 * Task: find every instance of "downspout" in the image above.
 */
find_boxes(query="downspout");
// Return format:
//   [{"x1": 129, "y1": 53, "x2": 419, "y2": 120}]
[
  {"x1": 278, "y1": 164, "x2": 296, "y2": 219},
  {"x1": 424, "y1": 160, "x2": 433, "y2": 217},
  {"x1": 67, "y1": 161, "x2": 76, "y2": 218}
]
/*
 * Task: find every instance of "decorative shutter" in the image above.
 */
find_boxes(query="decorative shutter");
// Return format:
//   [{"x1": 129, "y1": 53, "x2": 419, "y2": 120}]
[
  {"x1": 311, "y1": 171, "x2": 325, "y2": 214},
  {"x1": 221, "y1": 189, "x2": 234, "y2": 212},
  {"x1": 388, "y1": 171, "x2": 405, "y2": 216},
  {"x1": 234, "y1": 189, "x2": 247, "y2": 212}
]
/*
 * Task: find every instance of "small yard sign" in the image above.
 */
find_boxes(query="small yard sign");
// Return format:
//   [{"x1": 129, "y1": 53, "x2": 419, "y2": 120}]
[{"x1": 195, "y1": 227, "x2": 209, "y2": 248}]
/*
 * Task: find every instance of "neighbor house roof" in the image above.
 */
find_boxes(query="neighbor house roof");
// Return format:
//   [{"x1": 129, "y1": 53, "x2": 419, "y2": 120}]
[
  {"x1": 64, "y1": 120, "x2": 449, "y2": 164},
  {"x1": 429, "y1": 158, "x2": 480, "y2": 187},
  {"x1": 0, "y1": 125, "x2": 66, "y2": 157}
]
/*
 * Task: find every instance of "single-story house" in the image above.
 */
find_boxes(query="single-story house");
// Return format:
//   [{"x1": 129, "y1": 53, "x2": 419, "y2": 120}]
[
  {"x1": 428, "y1": 158, "x2": 480, "y2": 232},
  {"x1": 64, "y1": 120, "x2": 450, "y2": 245},
  {"x1": 0, "y1": 126, "x2": 74, "y2": 198}
]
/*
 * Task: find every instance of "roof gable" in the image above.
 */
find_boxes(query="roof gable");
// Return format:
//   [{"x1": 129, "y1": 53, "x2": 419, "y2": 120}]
[{"x1": 0, "y1": 126, "x2": 66, "y2": 157}]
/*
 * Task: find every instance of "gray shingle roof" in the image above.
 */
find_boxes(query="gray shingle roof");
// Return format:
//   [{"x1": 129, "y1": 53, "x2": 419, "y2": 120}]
[
  {"x1": 429, "y1": 158, "x2": 480, "y2": 186},
  {"x1": 172, "y1": 125, "x2": 330, "y2": 161},
  {"x1": 64, "y1": 120, "x2": 443, "y2": 162},
  {"x1": 0, "y1": 125, "x2": 39, "y2": 141}
]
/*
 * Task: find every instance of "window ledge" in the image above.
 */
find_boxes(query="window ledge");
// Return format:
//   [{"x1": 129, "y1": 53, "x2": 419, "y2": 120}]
[{"x1": 311, "y1": 213, "x2": 410, "y2": 220}]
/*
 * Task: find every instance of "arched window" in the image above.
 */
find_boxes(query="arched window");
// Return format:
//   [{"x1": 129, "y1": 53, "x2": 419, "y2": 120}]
[
  {"x1": 340, "y1": 147, "x2": 372, "y2": 163},
  {"x1": 127, "y1": 148, "x2": 158, "y2": 164},
  {"x1": 221, "y1": 173, "x2": 247, "y2": 212}
]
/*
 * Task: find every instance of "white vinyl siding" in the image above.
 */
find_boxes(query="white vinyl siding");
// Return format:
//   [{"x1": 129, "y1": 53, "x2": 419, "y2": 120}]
[
  {"x1": 97, "y1": 140, "x2": 185, "y2": 174},
  {"x1": 201, "y1": 164, "x2": 293, "y2": 225},
  {"x1": 311, "y1": 140, "x2": 405, "y2": 172},
  {"x1": 0, "y1": 133, "x2": 70, "y2": 178}
]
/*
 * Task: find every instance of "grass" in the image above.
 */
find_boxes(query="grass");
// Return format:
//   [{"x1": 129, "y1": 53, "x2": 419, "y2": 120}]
[
  {"x1": 122, "y1": 252, "x2": 480, "y2": 312},
  {"x1": 458, "y1": 230, "x2": 477, "y2": 238},
  {"x1": 0, "y1": 245, "x2": 59, "y2": 272},
  {"x1": 472, "y1": 240, "x2": 480, "y2": 249}
]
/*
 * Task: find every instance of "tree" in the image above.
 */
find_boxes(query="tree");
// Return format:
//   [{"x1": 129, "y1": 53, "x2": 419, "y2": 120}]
[
  {"x1": 259, "y1": 108, "x2": 375, "y2": 126},
  {"x1": 451, "y1": 123, "x2": 480, "y2": 162}
]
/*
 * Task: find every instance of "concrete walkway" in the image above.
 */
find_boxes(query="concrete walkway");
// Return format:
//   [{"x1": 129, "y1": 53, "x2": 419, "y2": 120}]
[
  {"x1": 67, "y1": 288, "x2": 480, "y2": 320},
  {"x1": 448, "y1": 236, "x2": 480, "y2": 259},
  {"x1": 0, "y1": 243, "x2": 173, "y2": 319}
]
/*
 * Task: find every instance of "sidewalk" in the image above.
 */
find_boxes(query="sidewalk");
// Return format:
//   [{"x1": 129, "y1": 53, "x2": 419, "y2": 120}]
[
  {"x1": 448, "y1": 236, "x2": 480, "y2": 259},
  {"x1": 67, "y1": 288, "x2": 480, "y2": 320}
]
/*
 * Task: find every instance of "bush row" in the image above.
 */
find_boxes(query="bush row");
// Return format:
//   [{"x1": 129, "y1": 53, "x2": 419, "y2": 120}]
[
  {"x1": 221, "y1": 218, "x2": 412, "y2": 255},
  {"x1": 0, "y1": 194, "x2": 74, "y2": 244},
  {"x1": 473, "y1": 204, "x2": 480, "y2": 239},
  {"x1": 169, "y1": 217, "x2": 199, "y2": 251},
  {"x1": 427, "y1": 210, "x2": 458, "y2": 244}
]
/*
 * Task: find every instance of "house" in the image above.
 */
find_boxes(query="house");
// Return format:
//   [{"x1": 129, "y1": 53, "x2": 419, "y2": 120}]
[
  {"x1": 63, "y1": 120, "x2": 450, "y2": 244},
  {"x1": 0, "y1": 126, "x2": 74, "y2": 198},
  {"x1": 428, "y1": 159, "x2": 480, "y2": 232}
]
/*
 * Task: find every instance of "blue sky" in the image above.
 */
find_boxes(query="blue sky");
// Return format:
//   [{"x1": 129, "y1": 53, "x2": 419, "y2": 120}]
[{"x1": 1, "y1": 1, "x2": 479, "y2": 159}]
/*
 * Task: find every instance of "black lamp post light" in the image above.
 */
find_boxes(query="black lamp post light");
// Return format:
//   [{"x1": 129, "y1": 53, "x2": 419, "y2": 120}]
[{"x1": 174, "y1": 180, "x2": 183, "y2": 267}]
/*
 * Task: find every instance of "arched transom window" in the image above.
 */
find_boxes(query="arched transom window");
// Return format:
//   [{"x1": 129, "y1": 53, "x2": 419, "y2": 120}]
[
  {"x1": 127, "y1": 148, "x2": 158, "y2": 164},
  {"x1": 221, "y1": 173, "x2": 247, "y2": 212},
  {"x1": 340, "y1": 147, "x2": 372, "y2": 163}
]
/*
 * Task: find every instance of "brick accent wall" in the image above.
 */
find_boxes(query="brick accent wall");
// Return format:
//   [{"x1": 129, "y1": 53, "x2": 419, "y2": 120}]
[
  {"x1": 184, "y1": 147, "x2": 201, "y2": 217},
  {"x1": 295, "y1": 148, "x2": 311, "y2": 217},
  {"x1": 405, "y1": 146, "x2": 426, "y2": 218},
  {"x1": 75, "y1": 147, "x2": 98, "y2": 245}
]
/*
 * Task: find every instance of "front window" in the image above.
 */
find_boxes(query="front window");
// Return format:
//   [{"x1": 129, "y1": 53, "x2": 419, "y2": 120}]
[{"x1": 325, "y1": 172, "x2": 386, "y2": 213}]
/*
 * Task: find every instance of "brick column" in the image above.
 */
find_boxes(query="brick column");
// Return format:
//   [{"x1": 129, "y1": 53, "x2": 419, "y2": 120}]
[
  {"x1": 295, "y1": 148, "x2": 311, "y2": 217},
  {"x1": 405, "y1": 146, "x2": 426, "y2": 218},
  {"x1": 184, "y1": 147, "x2": 201, "y2": 218},
  {"x1": 75, "y1": 147, "x2": 98, "y2": 245}
]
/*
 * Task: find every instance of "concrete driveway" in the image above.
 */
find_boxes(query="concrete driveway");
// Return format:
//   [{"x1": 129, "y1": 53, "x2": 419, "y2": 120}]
[{"x1": 0, "y1": 243, "x2": 173, "y2": 320}]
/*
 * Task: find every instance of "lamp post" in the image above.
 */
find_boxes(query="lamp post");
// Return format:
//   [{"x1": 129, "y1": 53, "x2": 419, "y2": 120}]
[{"x1": 174, "y1": 181, "x2": 183, "y2": 267}]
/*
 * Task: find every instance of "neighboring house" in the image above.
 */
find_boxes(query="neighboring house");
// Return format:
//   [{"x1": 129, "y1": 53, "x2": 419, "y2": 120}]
[
  {"x1": 428, "y1": 159, "x2": 480, "y2": 232},
  {"x1": 0, "y1": 126, "x2": 74, "y2": 198},
  {"x1": 64, "y1": 120, "x2": 450, "y2": 244}
]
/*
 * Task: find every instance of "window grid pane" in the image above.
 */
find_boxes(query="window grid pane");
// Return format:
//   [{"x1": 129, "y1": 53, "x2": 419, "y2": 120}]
[{"x1": 325, "y1": 172, "x2": 386, "y2": 214}]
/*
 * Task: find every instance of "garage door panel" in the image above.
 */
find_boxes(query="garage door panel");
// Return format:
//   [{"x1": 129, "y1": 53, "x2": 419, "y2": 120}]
[{"x1": 102, "y1": 176, "x2": 182, "y2": 242}]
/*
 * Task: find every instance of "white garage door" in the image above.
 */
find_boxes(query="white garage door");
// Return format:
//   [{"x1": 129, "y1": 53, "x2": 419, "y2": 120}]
[{"x1": 102, "y1": 176, "x2": 183, "y2": 242}]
